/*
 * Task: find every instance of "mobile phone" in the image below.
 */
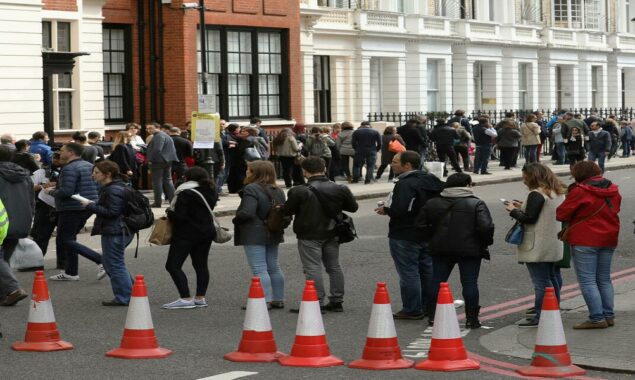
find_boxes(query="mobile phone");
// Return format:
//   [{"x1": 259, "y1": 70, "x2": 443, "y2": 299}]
[{"x1": 499, "y1": 198, "x2": 509, "y2": 204}]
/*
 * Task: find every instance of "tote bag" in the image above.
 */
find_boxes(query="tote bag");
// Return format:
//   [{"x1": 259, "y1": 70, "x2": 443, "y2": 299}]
[{"x1": 149, "y1": 216, "x2": 172, "y2": 245}]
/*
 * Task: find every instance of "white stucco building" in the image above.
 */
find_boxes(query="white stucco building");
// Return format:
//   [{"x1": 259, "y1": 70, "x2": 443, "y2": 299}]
[{"x1": 300, "y1": 0, "x2": 635, "y2": 123}]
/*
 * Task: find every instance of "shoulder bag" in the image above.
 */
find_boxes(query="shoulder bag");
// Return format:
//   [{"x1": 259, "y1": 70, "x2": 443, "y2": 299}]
[
  {"x1": 189, "y1": 189, "x2": 233, "y2": 244},
  {"x1": 505, "y1": 221, "x2": 524, "y2": 245},
  {"x1": 557, "y1": 202, "x2": 606, "y2": 242},
  {"x1": 306, "y1": 184, "x2": 357, "y2": 244},
  {"x1": 149, "y1": 216, "x2": 172, "y2": 245},
  {"x1": 388, "y1": 138, "x2": 406, "y2": 153}
]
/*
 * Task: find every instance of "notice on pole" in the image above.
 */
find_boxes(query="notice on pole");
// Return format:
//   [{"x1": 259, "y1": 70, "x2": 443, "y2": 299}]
[
  {"x1": 198, "y1": 94, "x2": 216, "y2": 114},
  {"x1": 191, "y1": 112, "x2": 220, "y2": 149}
]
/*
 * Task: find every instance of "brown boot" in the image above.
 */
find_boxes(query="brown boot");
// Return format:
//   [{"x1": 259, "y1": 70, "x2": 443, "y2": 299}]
[{"x1": 573, "y1": 320, "x2": 608, "y2": 329}]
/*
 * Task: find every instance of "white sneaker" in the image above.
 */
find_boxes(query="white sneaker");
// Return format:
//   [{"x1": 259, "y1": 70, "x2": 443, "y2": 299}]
[
  {"x1": 97, "y1": 264, "x2": 107, "y2": 280},
  {"x1": 49, "y1": 272, "x2": 79, "y2": 281},
  {"x1": 161, "y1": 298, "x2": 196, "y2": 309},
  {"x1": 194, "y1": 298, "x2": 208, "y2": 308}
]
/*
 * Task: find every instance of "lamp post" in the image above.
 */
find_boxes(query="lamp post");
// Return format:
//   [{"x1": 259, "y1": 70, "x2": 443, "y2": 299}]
[{"x1": 197, "y1": 0, "x2": 214, "y2": 178}]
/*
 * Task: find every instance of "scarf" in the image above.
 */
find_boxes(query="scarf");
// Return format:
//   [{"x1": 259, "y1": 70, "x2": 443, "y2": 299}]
[
  {"x1": 168, "y1": 181, "x2": 200, "y2": 210},
  {"x1": 440, "y1": 187, "x2": 474, "y2": 198}
]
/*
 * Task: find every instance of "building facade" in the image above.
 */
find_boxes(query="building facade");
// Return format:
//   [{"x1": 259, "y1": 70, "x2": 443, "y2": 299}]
[{"x1": 300, "y1": 0, "x2": 635, "y2": 123}]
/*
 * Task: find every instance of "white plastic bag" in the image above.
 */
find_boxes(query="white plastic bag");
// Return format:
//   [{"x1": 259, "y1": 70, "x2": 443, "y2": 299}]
[
  {"x1": 424, "y1": 162, "x2": 445, "y2": 179},
  {"x1": 9, "y1": 238, "x2": 44, "y2": 270}
]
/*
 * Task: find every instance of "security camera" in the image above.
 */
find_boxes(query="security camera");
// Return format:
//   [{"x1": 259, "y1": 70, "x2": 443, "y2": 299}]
[{"x1": 181, "y1": 3, "x2": 199, "y2": 9}]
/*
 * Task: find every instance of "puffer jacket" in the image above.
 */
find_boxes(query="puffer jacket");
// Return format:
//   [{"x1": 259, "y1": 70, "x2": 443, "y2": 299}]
[
  {"x1": 284, "y1": 176, "x2": 358, "y2": 240},
  {"x1": 51, "y1": 158, "x2": 99, "y2": 211},
  {"x1": 520, "y1": 122, "x2": 541, "y2": 146},
  {"x1": 338, "y1": 129, "x2": 355, "y2": 156},
  {"x1": 0, "y1": 162, "x2": 34, "y2": 238},
  {"x1": 87, "y1": 180, "x2": 128, "y2": 236},
  {"x1": 556, "y1": 176, "x2": 621, "y2": 247},
  {"x1": 429, "y1": 125, "x2": 459, "y2": 146},
  {"x1": 234, "y1": 183, "x2": 285, "y2": 245},
  {"x1": 167, "y1": 185, "x2": 217, "y2": 241},
  {"x1": 421, "y1": 188, "x2": 494, "y2": 257}
]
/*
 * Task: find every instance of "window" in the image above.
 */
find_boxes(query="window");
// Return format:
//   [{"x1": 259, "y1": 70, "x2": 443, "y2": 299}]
[
  {"x1": 584, "y1": 0, "x2": 601, "y2": 30},
  {"x1": 427, "y1": 61, "x2": 439, "y2": 112},
  {"x1": 42, "y1": 20, "x2": 74, "y2": 130},
  {"x1": 519, "y1": 0, "x2": 542, "y2": 24},
  {"x1": 553, "y1": 0, "x2": 601, "y2": 29},
  {"x1": 103, "y1": 25, "x2": 132, "y2": 123},
  {"x1": 518, "y1": 63, "x2": 529, "y2": 110},
  {"x1": 198, "y1": 28, "x2": 288, "y2": 119},
  {"x1": 437, "y1": 0, "x2": 471, "y2": 19},
  {"x1": 627, "y1": 1, "x2": 633, "y2": 33},
  {"x1": 591, "y1": 66, "x2": 600, "y2": 108}
]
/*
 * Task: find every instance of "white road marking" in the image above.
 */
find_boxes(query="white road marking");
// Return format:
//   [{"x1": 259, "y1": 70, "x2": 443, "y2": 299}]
[
  {"x1": 197, "y1": 372, "x2": 258, "y2": 380},
  {"x1": 402, "y1": 326, "x2": 471, "y2": 359}
]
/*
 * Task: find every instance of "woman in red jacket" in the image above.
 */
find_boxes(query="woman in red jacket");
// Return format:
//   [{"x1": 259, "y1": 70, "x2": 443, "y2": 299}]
[{"x1": 556, "y1": 161, "x2": 621, "y2": 329}]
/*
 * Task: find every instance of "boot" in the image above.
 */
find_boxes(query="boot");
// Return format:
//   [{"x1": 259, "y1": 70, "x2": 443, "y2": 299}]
[
  {"x1": 426, "y1": 304, "x2": 436, "y2": 327},
  {"x1": 465, "y1": 306, "x2": 481, "y2": 329}
]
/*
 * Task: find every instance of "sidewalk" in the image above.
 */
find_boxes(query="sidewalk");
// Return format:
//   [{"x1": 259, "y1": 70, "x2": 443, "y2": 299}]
[{"x1": 480, "y1": 276, "x2": 635, "y2": 373}]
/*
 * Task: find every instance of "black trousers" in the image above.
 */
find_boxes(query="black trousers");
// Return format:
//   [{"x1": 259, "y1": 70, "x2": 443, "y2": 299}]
[
  {"x1": 165, "y1": 237, "x2": 213, "y2": 298},
  {"x1": 31, "y1": 201, "x2": 57, "y2": 256},
  {"x1": 340, "y1": 155, "x2": 353, "y2": 178},
  {"x1": 499, "y1": 146, "x2": 516, "y2": 169},
  {"x1": 279, "y1": 156, "x2": 295, "y2": 187},
  {"x1": 436, "y1": 144, "x2": 462, "y2": 174},
  {"x1": 453, "y1": 145, "x2": 471, "y2": 171}
]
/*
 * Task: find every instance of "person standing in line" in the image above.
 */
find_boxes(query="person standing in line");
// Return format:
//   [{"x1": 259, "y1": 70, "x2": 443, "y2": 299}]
[
  {"x1": 0, "y1": 134, "x2": 15, "y2": 152},
  {"x1": 291, "y1": 123, "x2": 307, "y2": 186},
  {"x1": 565, "y1": 126, "x2": 585, "y2": 170},
  {"x1": 587, "y1": 121, "x2": 611, "y2": 173},
  {"x1": 125, "y1": 123, "x2": 146, "y2": 151},
  {"x1": 87, "y1": 131, "x2": 105, "y2": 162},
  {"x1": 217, "y1": 119, "x2": 232, "y2": 194},
  {"x1": 556, "y1": 161, "x2": 621, "y2": 329},
  {"x1": 305, "y1": 126, "x2": 334, "y2": 178},
  {"x1": 72, "y1": 132, "x2": 99, "y2": 164},
  {"x1": 552, "y1": 116, "x2": 566, "y2": 165},
  {"x1": 375, "y1": 151, "x2": 443, "y2": 320},
  {"x1": 619, "y1": 122, "x2": 633, "y2": 157},
  {"x1": 496, "y1": 120, "x2": 522, "y2": 170},
  {"x1": 397, "y1": 119, "x2": 427, "y2": 162},
  {"x1": 421, "y1": 172, "x2": 494, "y2": 328},
  {"x1": 283, "y1": 157, "x2": 358, "y2": 313},
  {"x1": 168, "y1": 125, "x2": 193, "y2": 184},
  {"x1": 12, "y1": 139, "x2": 40, "y2": 174},
  {"x1": 328, "y1": 124, "x2": 342, "y2": 180},
  {"x1": 234, "y1": 161, "x2": 286, "y2": 309},
  {"x1": 109, "y1": 131, "x2": 138, "y2": 187},
  {"x1": 451, "y1": 122, "x2": 472, "y2": 172},
  {"x1": 375, "y1": 126, "x2": 404, "y2": 181},
  {"x1": 351, "y1": 121, "x2": 381, "y2": 184},
  {"x1": 78, "y1": 161, "x2": 135, "y2": 306},
  {"x1": 146, "y1": 122, "x2": 178, "y2": 207},
  {"x1": 29, "y1": 131, "x2": 53, "y2": 168},
  {"x1": 45, "y1": 143, "x2": 102, "y2": 281},
  {"x1": 520, "y1": 114, "x2": 541, "y2": 164},
  {"x1": 429, "y1": 118, "x2": 462, "y2": 177},
  {"x1": 337, "y1": 121, "x2": 355, "y2": 182},
  {"x1": 30, "y1": 152, "x2": 62, "y2": 258},
  {"x1": 505, "y1": 163, "x2": 566, "y2": 327},
  {"x1": 472, "y1": 116, "x2": 497, "y2": 175},
  {"x1": 163, "y1": 167, "x2": 218, "y2": 309},
  {"x1": 272, "y1": 128, "x2": 300, "y2": 188}
]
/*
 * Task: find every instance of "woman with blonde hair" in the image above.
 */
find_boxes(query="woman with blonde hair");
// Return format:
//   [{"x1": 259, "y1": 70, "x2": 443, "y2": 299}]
[
  {"x1": 505, "y1": 163, "x2": 566, "y2": 327},
  {"x1": 109, "y1": 131, "x2": 138, "y2": 188},
  {"x1": 234, "y1": 160, "x2": 286, "y2": 309}
]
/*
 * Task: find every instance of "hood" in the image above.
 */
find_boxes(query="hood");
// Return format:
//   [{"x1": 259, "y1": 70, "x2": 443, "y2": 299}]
[
  {"x1": 0, "y1": 161, "x2": 30, "y2": 183},
  {"x1": 397, "y1": 170, "x2": 444, "y2": 192},
  {"x1": 440, "y1": 187, "x2": 474, "y2": 198},
  {"x1": 577, "y1": 176, "x2": 620, "y2": 199}
]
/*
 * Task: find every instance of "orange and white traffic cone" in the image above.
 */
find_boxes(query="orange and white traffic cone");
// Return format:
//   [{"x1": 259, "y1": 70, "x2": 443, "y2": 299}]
[
  {"x1": 12, "y1": 271, "x2": 73, "y2": 352},
  {"x1": 415, "y1": 282, "x2": 479, "y2": 371},
  {"x1": 224, "y1": 277, "x2": 286, "y2": 362},
  {"x1": 349, "y1": 282, "x2": 413, "y2": 370},
  {"x1": 278, "y1": 280, "x2": 344, "y2": 367},
  {"x1": 106, "y1": 275, "x2": 172, "y2": 359},
  {"x1": 516, "y1": 287, "x2": 586, "y2": 378}
]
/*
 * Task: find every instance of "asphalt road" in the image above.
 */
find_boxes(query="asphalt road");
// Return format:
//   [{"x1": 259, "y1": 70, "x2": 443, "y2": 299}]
[{"x1": 1, "y1": 168, "x2": 635, "y2": 379}]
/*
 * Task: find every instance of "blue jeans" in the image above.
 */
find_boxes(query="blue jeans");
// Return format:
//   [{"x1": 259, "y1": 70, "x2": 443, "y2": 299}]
[
  {"x1": 571, "y1": 246, "x2": 615, "y2": 323},
  {"x1": 102, "y1": 233, "x2": 134, "y2": 304},
  {"x1": 353, "y1": 150, "x2": 378, "y2": 182},
  {"x1": 623, "y1": 139, "x2": 632, "y2": 157},
  {"x1": 473, "y1": 144, "x2": 491, "y2": 174},
  {"x1": 587, "y1": 150, "x2": 606, "y2": 172},
  {"x1": 388, "y1": 239, "x2": 433, "y2": 314},
  {"x1": 555, "y1": 142, "x2": 566, "y2": 164},
  {"x1": 431, "y1": 256, "x2": 481, "y2": 310},
  {"x1": 526, "y1": 262, "x2": 560, "y2": 322},
  {"x1": 523, "y1": 145, "x2": 538, "y2": 163},
  {"x1": 216, "y1": 163, "x2": 229, "y2": 193},
  {"x1": 58, "y1": 210, "x2": 100, "y2": 276},
  {"x1": 244, "y1": 244, "x2": 285, "y2": 302}
]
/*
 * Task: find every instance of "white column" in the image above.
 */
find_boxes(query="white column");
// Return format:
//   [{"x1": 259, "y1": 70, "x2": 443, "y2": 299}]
[
  {"x1": 301, "y1": 51, "x2": 315, "y2": 124},
  {"x1": 440, "y1": 57, "x2": 453, "y2": 112},
  {"x1": 538, "y1": 60, "x2": 556, "y2": 110},
  {"x1": 380, "y1": 57, "x2": 406, "y2": 113},
  {"x1": 78, "y1": 0, "x2": 106, "y2": 131},
  {"x1": 577, "y1": 61, "x2": 593, "y2": 108},
  {"x1": 452, "y1": 54, "x2": 475, "y2": 112},
  {"x1": 529, "y1": 61, "x2": 539, "y2": 110},
  {"x1": 357, "y1": 56, "x2": 372, "y2": 121},
  {"x1": 624, "y1": 69, "x2": 635, "y2": 108},
  {"x1": 406, "y1": 52, "x2": 426, "y2": 111},
  {"x1": 607, "y1": 58, "x2": 622, "y2": 107},
  {"x1": 562, "y1": 65, "x2": 578, "y2": 109},
  {"x1": 501, "y1": 57, "x2": 518, "y2": 109},
  {"x1": 599, "y1": 63, "x2": 608, "y2": 108},
  {"x1": 331, "y1": 57, "x2": 349, "y2": 122},
  {"x1": 345, "y1": 56, "x2": 356, "y2": 121}
]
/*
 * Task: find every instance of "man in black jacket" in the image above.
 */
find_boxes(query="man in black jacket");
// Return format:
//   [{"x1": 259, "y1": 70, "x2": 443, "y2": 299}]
[
  {"x1": 429, "y1": 119, "x2": 462, "y2": 176},
  {"x1": 398, "y1": 119, "x2": 427, "y2": 158},
  {"x1": 375, "y1": 151, "x2": 443, "y2": 319},
  {"x1": 351, "y1": 121, "x2": 381, "y2": 184},
  {"x1": 284, "y1": 157, "x2": 358, "y2": 312},
  {"x1": 168, "y1": 125, "x2": 194, "y2": 183}
]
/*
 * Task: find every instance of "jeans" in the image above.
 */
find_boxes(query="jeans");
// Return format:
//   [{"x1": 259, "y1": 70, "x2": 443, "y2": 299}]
[
  {"x1": 555, "y1": 142, "x2": 566, "y2": 164},
  {"x1": 587, "y1": 150, "x2": 606, "y2": 172},
  {"x1": 172, "y1": 161, "x2": 187, "y2": 183},
  {"x1": 165, "y1": 237, "x2": 213, "y2": 298},
  {"x1": 216, "y1": 162, "x2": 229, "y2": 192},
  {"x1": 150, "y1": 162, "x2": 176, "y2": 205},
  {"x1": 623, "y1": 139, "x2": 632, "y2": 157},
  {"x1": 431, "y1": 256, "x2": 481, "y2": 310},
  {"x1": 0, "y1": 247, "x2": 19, "y2": 297},
  {"x1": 243, "y1": 244, "x2": 285, "y2": 302},
  {"x1": 297, "y1": 238, "x2": 343, "y2": 304},
  {"x1": 102, "y1": 233, "x2": 134, "y2": 304},
  {"x1": 524, "y1": 145, "x2": 538, "y2": 163},
  {"x1": 388, "y1": 238, "x2": 434, "y2": 314},
  {"x1": 571, "y1": 246, "x2": 615, "y2": 323},
  {"x1": 353, "y1": 150, "x2": 378, "y2": 182},
  {"x1": 526, "y1": 262, "x2": 560, "y2": 322},
  {"x1": 473, "y1": 144, "x2": 492, "y2": 174},
  {"x1": 57, "y1": 210, "x2": 99, "y2": 276}
]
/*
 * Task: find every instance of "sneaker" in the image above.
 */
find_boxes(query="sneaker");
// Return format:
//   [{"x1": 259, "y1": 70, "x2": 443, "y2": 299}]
[
  {"x1": 194, "y1": 298, "x2": 208, "y2": 308},
  {"x1": 573, "y1": 320, "x2": 608, "y2": 329},
  {"x1": 322, "y1": 302, "x2": 343, "y2": 312},
  {"x1": 102, "y1": 299, "x2": 128, "y2": 307},
  {"x1": 518, "y1": 319, "x2": 539, "y2": 328},
  {"x1": 161, "y1": 298, "x2": 196, "y2": 309},
  {"x1": 97, "y1": 264, "x2": 107, "y2": 280},
  {"x1": 49, "y1": 272, "x2": 79, "y2": 281},
  {"x1": 269, "y1": 301, "x2": 285, "y2": 309},
  {"x1": 525, "y1": 307, "x2": 536, "y2": 316},
  {"x1": 0, "y1": 289, "x2": 28, "y2": 306},
  {"x1": 393, "y1": 310, "x2": 425, "y2": 320}
]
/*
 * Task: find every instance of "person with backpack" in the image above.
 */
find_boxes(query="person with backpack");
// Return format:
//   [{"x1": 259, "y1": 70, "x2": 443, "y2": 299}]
[
  {"x1": 163, "y1": 166, "x2": 218, "y2": 309},
  {"x1": 619, "y1": 122, "x2": 633, "y2": 157},
  {"x1": 234, "y1": 161, "x2": 287, "y2": 309},
  {"x1": 76, "y1": 160, "x2": 136, "y2": 306},
  {"x1": 306, "y1": 126, "x2": 335, "y2": 178}
]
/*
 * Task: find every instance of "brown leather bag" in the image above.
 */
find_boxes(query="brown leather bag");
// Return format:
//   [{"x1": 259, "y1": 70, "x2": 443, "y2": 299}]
[{"x1": 148, "y1": 216, "x2": 172, "y2": 245}]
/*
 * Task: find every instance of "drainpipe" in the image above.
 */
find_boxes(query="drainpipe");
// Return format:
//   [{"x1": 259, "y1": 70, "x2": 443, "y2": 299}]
[
  {"x1": 158, "y1": 1, "x2": 165, "y2": 124},
  {"x1": 138, "y1": 0, "x2": 146, "y2": 134},
  {"x1": 149, "y1": 0, "x2": 157, "y2": 122}
]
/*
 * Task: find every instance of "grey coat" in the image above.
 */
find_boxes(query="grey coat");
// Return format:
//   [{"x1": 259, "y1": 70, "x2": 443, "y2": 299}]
[
  {"x1": 147, "y1": 131, "x2": 178, "y2": 164},
  {"x1": 0, "y1": 162, "x2": 34, "y2": 238},
  {"x1": 233, "y1": 183, "x2": 286, "y2": 246},
  {"x1": 337, "y1": 129, "x2": 355, "y2": 156}
]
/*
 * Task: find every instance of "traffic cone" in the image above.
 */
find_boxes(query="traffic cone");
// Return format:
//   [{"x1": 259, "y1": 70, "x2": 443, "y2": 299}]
[
  {"x1": 106, "y1": 275, "x2": 172, "y2": 359},
  {"x1": 516, "y1": 287, "x2": 586, "y2": 378},
  {"x1": 278, "y1": 280, "x2": 344, "y2": 367},
  {"x1": 12, "y1": 271, "x2": 73, "y2": 352},
  {"x1": 224, "y1": 277, "x2": 286, "y2": 362},
  {"x1": 415, "y1": 282, "x2": 479, "y2": 371},
  {"x1": 349, "y1": 282, "x2": 413, "y2": 370}
]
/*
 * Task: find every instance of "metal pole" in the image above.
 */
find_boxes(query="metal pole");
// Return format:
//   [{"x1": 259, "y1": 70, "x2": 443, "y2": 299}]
[{"x1": 198, "y1": 0, "x2": 214, "y2": 178}]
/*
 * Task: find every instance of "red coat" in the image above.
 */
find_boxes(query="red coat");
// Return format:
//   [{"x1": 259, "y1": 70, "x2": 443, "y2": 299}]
[{"x1": 556, "y1": 176, "x2": 621, "y2": 247}]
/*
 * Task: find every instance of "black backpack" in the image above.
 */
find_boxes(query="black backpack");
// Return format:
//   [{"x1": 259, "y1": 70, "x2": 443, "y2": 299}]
[{"x1": 123, "y1": 187, "x2": 155, "y2": 232}]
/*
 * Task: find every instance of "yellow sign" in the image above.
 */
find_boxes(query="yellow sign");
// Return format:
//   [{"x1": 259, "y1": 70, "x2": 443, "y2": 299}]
[{"x1": 191, "y1": 112, "x2": 220, "y2": 149}]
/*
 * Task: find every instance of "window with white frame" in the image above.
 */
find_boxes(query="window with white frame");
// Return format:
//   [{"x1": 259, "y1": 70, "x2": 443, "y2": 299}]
[
  {"x1": 591, "y1": 66, "x2": 600, "y2": 108},
  {"x1": 553, "y1": 0, "x2": 602, "y2": 29},
  {"x1": 427, "y1": 60, "x2": 439, "y2": 112},
  {"x1": 584, "y1": 0, "x2": 601, "y2": 30},
  {"x1": 42, "y1": 20, "x2": 74, "y2": 130},
  {"x1": 518, "y1": 63, "x2": 529, "y2": 110}
]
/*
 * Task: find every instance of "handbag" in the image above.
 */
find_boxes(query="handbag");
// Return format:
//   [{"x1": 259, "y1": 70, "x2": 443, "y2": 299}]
[
  {"x1": 557, "y1": 202, "x2": 606, "y2": 242},
  {"x1": 505, "y1": 221, "x2": 524, "y2": 245},
  {"x1": 9, "y1": 238, "x2": 44, "y2": 270},
  {"x1": 149, "y1": 216, "x2": 172, "y2": 245},
  {"x1": 244, "y1": 146, "x2": 262, "y2": 161},
  {"x1": 388, "y1": 138, "x2": 406, "y2": 153},
  {"x1": 189, "y1": 189, "x2": 233, "y2": 244},
  {"x1": 306, "y1": 184, "x2": 357, "y2": 244}
]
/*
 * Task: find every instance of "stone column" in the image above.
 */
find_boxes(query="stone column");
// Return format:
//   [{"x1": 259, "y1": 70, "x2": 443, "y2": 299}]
[
  {"x1": 301, "y1": 51, "x2": 315, "y2": 124},
  {"x1": 452, "y1": 53, "x2": 475, "y2": 112},
  {"x1": 357, "y1": 56, "x2": 372, "y2": 121}
]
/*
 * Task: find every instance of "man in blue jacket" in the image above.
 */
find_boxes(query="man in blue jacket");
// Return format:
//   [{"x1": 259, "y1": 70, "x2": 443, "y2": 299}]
[
  {"x1": 375, "y1": 151, "x2": 444, "y2": 320},
  {"x1": 351, "y1": 121, "x2": 381, "y2": 184},
  {"x1": 29, "y1": 131, "x2": 53, "y2": 167},
  {"x1": 45, "y1": 143, "x2": 101, "y2": 281}
]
